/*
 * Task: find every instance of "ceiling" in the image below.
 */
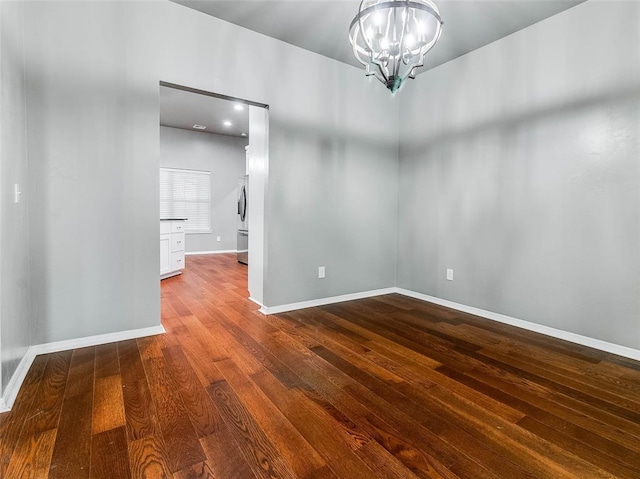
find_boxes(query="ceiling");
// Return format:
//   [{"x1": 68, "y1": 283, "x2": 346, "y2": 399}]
[
  {"x1": 160, "y1": 85, "x2": 250, "y2": 138},
  {"x1": 171, "y1": 0, "x2": 586, "y2": 72}
]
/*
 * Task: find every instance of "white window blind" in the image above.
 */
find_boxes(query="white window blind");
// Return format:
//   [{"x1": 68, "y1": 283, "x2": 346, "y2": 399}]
[{"x1": 160, "y1": 168, "x2": 211, "y2": 233}]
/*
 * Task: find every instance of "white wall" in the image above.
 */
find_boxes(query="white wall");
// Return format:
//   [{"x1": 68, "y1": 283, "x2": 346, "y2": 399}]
[
  {"x1": 248, "y1": 105, "x2": 268, "y2": 305},
  {"x1": 0, "y1": 1, "x2": 31, "y2": 396},
  {"x1": 398, "y1": 1, "x2": 640, "y2": 350},
  {"x1": 22, "y1": 0, "x2": 399, "y2": 343},
  {"x1": 160, "y1": 126, "x2": 247, "y2": 253}
]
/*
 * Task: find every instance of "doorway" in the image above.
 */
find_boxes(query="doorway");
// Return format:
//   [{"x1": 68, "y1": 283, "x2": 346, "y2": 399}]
[{"x1": 158, "y1": 81, "x2": 269, "y2": 306}]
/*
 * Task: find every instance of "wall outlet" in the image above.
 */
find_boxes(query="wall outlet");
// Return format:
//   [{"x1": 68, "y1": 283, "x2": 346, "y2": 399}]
[
  {"x1": 14, "y1": 184, "x2": 21, "y2": 204},
  {"x1": 318, "y1": 266, "x2": 326, "y2": 279},
  {"x1": 216, "y1": 236, "x2": 221, "y2": 242},
  {"x1": 446, "y1": 269, "x2": 454, "y2": 281}
]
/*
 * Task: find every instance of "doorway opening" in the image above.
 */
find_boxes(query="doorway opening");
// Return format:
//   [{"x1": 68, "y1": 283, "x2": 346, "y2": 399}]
[{"x1": 158, "y1": 81, "x2": 269, "y2": 306}]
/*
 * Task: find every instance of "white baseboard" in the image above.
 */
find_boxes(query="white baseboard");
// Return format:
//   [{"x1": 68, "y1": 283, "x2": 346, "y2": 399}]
[
  {"x1": 30, "y1": 325, "x2": 166, "y2": 356},
  {"x1": 394, "y1": 288, "x2": 640, "y2": 361},
  {"x1": 255, "y1": 285, "x2": 640, "y2": 361},
  {"x1": 0, "y1": 347, "x2": 36, "y2": 413},
  {"x1": 185, "y1": 250, "x2": 237, "y2": 256},
  {"x1": 259, "y1": 288, "x2": 397, "y2": 315},
  {"x1": 0, "y1": 325, "x2": 165, "y2": 413}
]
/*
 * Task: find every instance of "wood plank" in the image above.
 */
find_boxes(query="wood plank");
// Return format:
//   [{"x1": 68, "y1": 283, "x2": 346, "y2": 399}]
[
  {"x1": 92, "y1": 374, "x2": 126, "y2": 434},
  {"x1": 23, "y1": 351, "x2": 73, "y2": 434},
  {"x1": 4, "y1": 352, "x2": 72, "y2": 477},
  {"x1": 173, "y1": 461, "x2": 216, "y2": 479},
  {"x1": 118, "y1": 340, "x2": 161, "y2": 441},
  {"x1": 95, "y1": 343, "x2": 120, "y2": 379},
  {"x1": 355, "y1": 440, "x2": 441, "y2": 479},
  {"x1": 90, "y1": 426, "x2": 131, "y2": 479},
  {"x1": 251, "y1": 370, "x2": 384, "y2": 479},
  {"x1": 199, "y1": 425, "x2": 255, "y2": 479},
  {"x1": 128, "y1": 435, "x2": 172, "y2": 479},
  {"x1": 63, "y1": 346, "x2": 95, "y2": 397},
  {"x1": 0, "y1": 355, "x2": 49, "y2": 477},
  {"x1": 517, "y1": 416, "x2": 640, "y2": 478},
  {"x1": 48, "y1": 391, "x2": 93, "y2": 479},
  {"x1": 142, "y1": 356, "x2": 206, "y2": 473},
  {"x1": 436, "y1": 365, "x2": 640, "y2": 470},
  {"x1": 303, "y1": 465, "x2": 341, "y2": 479},
  {"x1": 3, "y1": 429, "x2": 57, "y2": 479},
  {"x1": 161, "y1": 346, "x2": 220, "y2": 438},
  {"x1": 206, "y1": 378, "x2": 297, "y2": 479},
  {"x1": 215, "y1": 358, "x2": 326, "y2": 477}
]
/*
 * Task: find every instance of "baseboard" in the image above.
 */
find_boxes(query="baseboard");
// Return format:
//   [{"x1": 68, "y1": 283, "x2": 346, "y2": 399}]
[
  {"x1": 31, "y1": 325, "x2": 166, "y2": 356},
  {"x1": 0, "y1": 347, "x2": 36, "y2": 413},
  {"x1": 254, "y1": 285, "x2": 640, "y2": 361},
  {"x1": 394, "y1": 288, "x2": 640, "y2": 361},
  {"x1": 185, "y1": 250, "x2": 237, "y2": 256},
  {"x1": 259, "y1": 288, "x2": 397, "y2": 315},
  {"x1": 0, "y1": 325, "x2": 165, "y2": 412}
]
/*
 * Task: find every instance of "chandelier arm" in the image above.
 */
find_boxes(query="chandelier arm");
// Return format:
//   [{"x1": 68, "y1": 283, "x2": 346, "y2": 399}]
[
  {"x1": 375, "y1": 62, "x2": 390, "y2": 84},
  {"x1": 350, "y1": 23, "x2": 373, "y2": 70},
  {"x1": 357, "y1": 0, "x2": 377, "y2": 56},
  {"x1": 391, "y1": 6, "x2": 399, "y2": 80},
  {"x1": 396, "y1": 3, "x2": 412, "y2": 76}
]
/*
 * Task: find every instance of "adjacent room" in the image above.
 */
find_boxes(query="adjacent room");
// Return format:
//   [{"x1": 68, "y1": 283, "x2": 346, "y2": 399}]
[{"x1": 0, "y1": 0, "x2": 639, "y2": 478}]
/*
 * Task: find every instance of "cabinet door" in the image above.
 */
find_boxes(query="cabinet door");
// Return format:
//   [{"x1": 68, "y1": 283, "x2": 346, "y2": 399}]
[{"x1": 160, "y1": 235, "x2": 171, "y2": 274}]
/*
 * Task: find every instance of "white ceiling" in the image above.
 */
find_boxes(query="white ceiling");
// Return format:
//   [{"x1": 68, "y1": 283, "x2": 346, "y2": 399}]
[
  {"x1": 170, "y1": 0, "x2": 586, "y2": 72},
  {"x1": 160, "y1": 85, "x2": 250, "y2": 138}
]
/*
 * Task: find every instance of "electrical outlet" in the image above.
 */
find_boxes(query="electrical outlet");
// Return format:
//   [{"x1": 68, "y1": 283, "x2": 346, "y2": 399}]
[
  {"x1": 318, "y1": 266, "x2": 326, "y2": 279},
  {"x1": 446, "y1": 269, "x2": 454, "y2": 281},
  {"x1": 216, "y1": 236, "x2": 221, "y2": 242},
  {"x1": 14, "y1": 184, "x2": 21, "y2": 204}
]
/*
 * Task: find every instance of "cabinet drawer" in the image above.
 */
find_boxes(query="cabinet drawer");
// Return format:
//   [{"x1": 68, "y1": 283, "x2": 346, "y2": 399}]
[
  {"x1": 171, "y1": 233, "x2": 185, "y2": 252},
  {"x1": 160, "y1": 222, "x2": 171, "y2": 235},
  {"x1": 171, "y1": 252, "x2": 185, "y2": 271},
  {"x1": 171, "y1": 222, "x2": 185, "y2": 233}
]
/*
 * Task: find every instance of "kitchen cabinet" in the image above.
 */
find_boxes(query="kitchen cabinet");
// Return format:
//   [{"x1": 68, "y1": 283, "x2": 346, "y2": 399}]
[{"x1": 160, "y1": 219, "x2": 186, "y2": 279}]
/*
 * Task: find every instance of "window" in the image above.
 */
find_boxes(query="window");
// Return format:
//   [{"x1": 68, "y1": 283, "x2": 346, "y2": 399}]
[{"x1": 160, "y1": 167, "x2": 211, "y2": 233}]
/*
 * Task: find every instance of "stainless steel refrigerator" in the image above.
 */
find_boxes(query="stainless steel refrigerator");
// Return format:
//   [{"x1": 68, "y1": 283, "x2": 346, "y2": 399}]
[{"x1": 237, "y1": 175, "x2": 248, "y2": 265}]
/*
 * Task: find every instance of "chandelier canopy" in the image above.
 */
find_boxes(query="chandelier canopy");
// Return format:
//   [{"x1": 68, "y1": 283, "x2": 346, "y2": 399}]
[{"x1": 349, "y1": 0, "x2": 443, "y2": 93}]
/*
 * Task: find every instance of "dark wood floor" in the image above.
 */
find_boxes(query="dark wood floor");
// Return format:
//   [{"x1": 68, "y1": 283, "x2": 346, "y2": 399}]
[{"x1": 1, "y1": 254, "x2": 640, "y2": 478}]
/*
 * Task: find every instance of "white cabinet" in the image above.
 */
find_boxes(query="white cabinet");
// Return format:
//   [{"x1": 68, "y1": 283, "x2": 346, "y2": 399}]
[
  {"x1": 160, "y1": 235, "x2": 171, "y2": 275},
  {"x1": 161, "y1": 219, "x2": 186, "y2": 279}
]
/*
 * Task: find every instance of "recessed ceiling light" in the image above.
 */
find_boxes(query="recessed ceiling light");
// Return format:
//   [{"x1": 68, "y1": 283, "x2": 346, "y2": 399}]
[
  {"x1": 241, "y1": 132, "x2": 247, "y2": 137},
  {"x1": 223, "y1": 120, "x2": 232, "y2": 127},
  {"x1": 193, "y1": 124, "x2": 206, "y2": 130},
  {"x1": 234, "y1": 103, "x2": 244, "y2": 111}
]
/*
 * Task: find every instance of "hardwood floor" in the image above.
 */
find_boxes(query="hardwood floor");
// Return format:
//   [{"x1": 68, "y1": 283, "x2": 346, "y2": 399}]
[{"x1": 1, "y1": 253, "x2": 640, "y2": 478}]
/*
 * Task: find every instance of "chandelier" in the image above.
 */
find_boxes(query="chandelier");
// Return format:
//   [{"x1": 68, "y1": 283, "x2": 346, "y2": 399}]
[{"x1": 349, "y1": 0, "x2": 443, "y2": 93}]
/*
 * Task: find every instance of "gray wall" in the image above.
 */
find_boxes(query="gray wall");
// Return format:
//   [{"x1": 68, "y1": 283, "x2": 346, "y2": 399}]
[
  {"x1": 25, "y1": 2, "x2": 162, "y2": 344},
  {"x1": 22, "y1": 0, "x2": 399, "y2": 343},
  {"x1": 0, "y1": 1, "x2": 31, "y2": 394},
  {"x1": 159, "y1": 126, "x2": 247, "y2": 253},
  {"x1": 397, "y1": 1, "x2": 640, "y2": 350}
]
